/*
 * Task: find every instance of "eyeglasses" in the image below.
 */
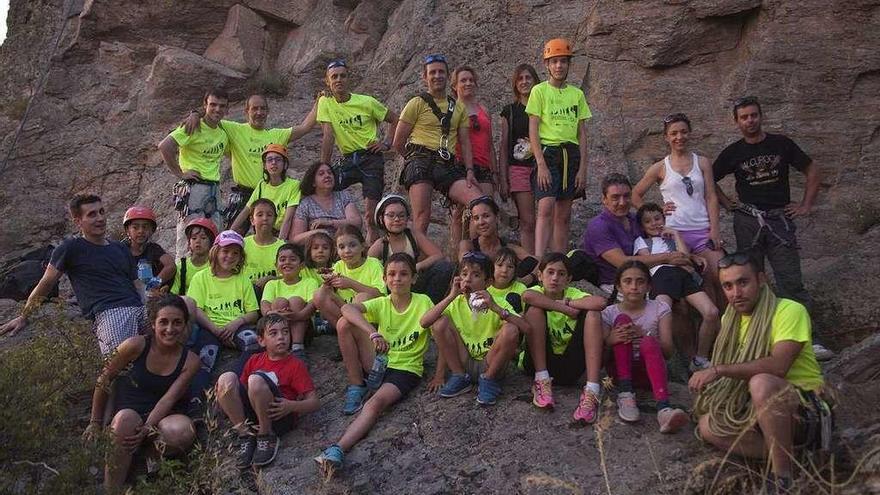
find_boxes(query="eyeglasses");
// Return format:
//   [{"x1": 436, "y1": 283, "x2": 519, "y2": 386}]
[
  {"x1": 681, "y1": 176, "x2": 694, "y2": 196},
  {"x1": 468, "y1": 195, "x2": 493, "y2": 209},
  {"x1": 326, "y1": 59, "x2": 347, "y2": 70},
  {"x1": 424, "y1": 54, "x2": 447, "y2": 65},
  {"x1": 383, "y1": 212, "x2": 407, "y2": 220},
  {"x1": 264, "y1": 156, "x2": 285, "y2": 164},
  {"x1": 733, "y1": 96, "x2": 759, "y2": 109},
  {"x1": 718, "y1": 252, "x2": 753, "y2": 269},
  {"x1": 469, "y1": 114, "x2": 481, "y2": 131}
]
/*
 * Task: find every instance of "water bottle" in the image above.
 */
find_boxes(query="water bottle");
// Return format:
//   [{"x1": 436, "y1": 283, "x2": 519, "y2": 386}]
[
  {"x1": 137, "y1": 259, "x2": 153, "y2": 285},
  {"x1": 365, "y1": 353, "x2": 388, "y2": 391}
]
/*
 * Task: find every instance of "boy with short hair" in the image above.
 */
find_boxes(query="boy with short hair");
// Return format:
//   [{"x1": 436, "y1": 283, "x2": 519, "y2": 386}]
[
  {"x1": 122, "y1": 206, "x2": 176, "y2": 291},
  {"x1": 215, "y1": 314, "x2": 319, "y2": 469},
  {"x1": 526, "y1": 38, "x2": 591, "y2": 257},
  {"x1": 420, "y1": 251, "x2": 531, "y2": 405}
]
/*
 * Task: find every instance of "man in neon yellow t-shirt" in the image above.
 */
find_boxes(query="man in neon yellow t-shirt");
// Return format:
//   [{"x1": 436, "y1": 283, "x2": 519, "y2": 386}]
[
  {"x1": 526, "y1": 39, "x2": 592, "y2": 258},
  {"x1": 318, "y1": 60, "x2": 399, "y2": 244},
  {"x1": 182, "y1": 93, "x2": 319, "y2": 231},
  {"x1": 690, "y1": 252, "x2": 829, "y2": 493},
  {"x1": 159, "y1": 87, "x2": 229, "y2": 258}
]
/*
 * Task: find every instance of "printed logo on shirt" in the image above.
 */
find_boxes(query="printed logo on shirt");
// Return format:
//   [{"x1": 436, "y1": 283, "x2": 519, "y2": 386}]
[
  {"x1": 338, "y1": 114, "x2": 367, "y2": 130},
  {"x1": 250, "y1": 269, "x2": 278, "y2": 280},
  {"x1": 388, "y1": 330, "x2": 422, "y2": 350},
  {"x1": 739, "y1": 154, "x2": 782, "y2": 185},
  {"x1": 551, "y1": 105, "x2": 579, "y2": 117},
  {"x1": 549, "y1": 322, "x2": 575, "y2": 343},
  {"x1": 206, "y1": 299, "x2": 244, "y2": 314},
  {"x1": 465, "y1": 336, "x2": 495, "y2": 358},
  {"x1": 203, "y1": 142, "x2": 226, "y2": 155}
]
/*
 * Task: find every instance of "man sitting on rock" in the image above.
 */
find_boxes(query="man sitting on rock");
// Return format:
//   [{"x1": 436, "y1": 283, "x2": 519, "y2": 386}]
[
  {"x1": 181, "y1": 92, "x2": 319, "y2": 232},
  {"x1": 159, "y1": 87, "x2": 229, "y2": 257},
  {"x1": 690, "y1": 252, "x2": 830, "y2": 494},
  {"x1": 0, "y1": 194, "x2": 146, "y2": 356}
]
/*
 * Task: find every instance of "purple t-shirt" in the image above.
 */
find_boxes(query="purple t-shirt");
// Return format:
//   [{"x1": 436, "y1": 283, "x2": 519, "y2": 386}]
[{"x1": 581, "y1": 209, "x2": 642, "y2": 285}]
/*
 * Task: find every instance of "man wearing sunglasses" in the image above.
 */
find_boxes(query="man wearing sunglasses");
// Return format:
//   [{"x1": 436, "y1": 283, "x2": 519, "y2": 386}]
[
  {"x1": 690, "y1": 252, "x2": 829, "y2": 494},
  {"x1": 712, "y1": 96, "x2": 831, "y2": 360},
  {"x1": 318, "y1": 60, "x2": 399, "y2": 244},
  {"x1": 393, "y1": 54, "x2": 482, "y2": 238}
]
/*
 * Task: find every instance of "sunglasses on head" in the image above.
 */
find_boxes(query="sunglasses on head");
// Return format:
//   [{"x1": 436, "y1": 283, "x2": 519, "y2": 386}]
[
  {"x1": 733, "y1": 96, "x2": 759, "y2": 108},
  {"x1": 663, "y1": 112, "x2": 688, "y2": 124},
  {"x1": 326, "y1": 59, "x2": 347, "y2": 70},
  {"x1": 424, "y1": 54, "x2": 447, "y2": 65},
  {"x1": 462, "y1": 251, "x2": 489, "y2": 262},
  {"x1": 718, "y1": 252, "x2": 753, "y2": 269},
  {"x1": 681, "y1": 176, "x2": 694, "y2": 196},
  {"x1": 468, "y1": 195, "x2": 493, "y2": 209}
]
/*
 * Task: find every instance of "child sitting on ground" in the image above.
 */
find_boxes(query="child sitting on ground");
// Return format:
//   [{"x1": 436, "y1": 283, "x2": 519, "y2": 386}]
[
  {"x1": 487, "y1": 247, "x2": 529, "y2": 313},
  {"x1": 521, "y1": 252, "x2": 608, "y2": 422},
  {"x1": 122, "y1": 206, "x2": 176, "y2": 291},
  {"x1": 301, "y1": 231, "x2": 336, "y2": 334},
  {"x1": 634, "y1": 203, "x2": 719, "y2": 371},
  {"x1": 593, "y1": 261, "x2": 689, "y2": 433},
  {"x1": 260, "y1": 243, "x2": 320, "y2": 360},
  {"x1": 243, "y1": 199, "x2": 286, "y2": 292},
  {"x1": 216, "y1": 313, "x2": 319, "y2": 469},
  {"x1": 171, "y1": 218, "x2": 217, "y2": 296},
  {"x1": 421, "y1": 251, "x2": 530, "y2": 405}
]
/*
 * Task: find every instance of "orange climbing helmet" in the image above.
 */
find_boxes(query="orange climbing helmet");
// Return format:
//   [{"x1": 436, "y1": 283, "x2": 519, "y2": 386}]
[
  {"x1": 262, "y1": 143, "x2": 289, "y2": 162},
  {"x1": 184, "y1": 217, "x2": 219, "y2": 242},
  {"x1": 123, "y1": 206, "x2": 157, "y2": 229},
  {"x1": 543, "y1": 38, "x2": 573, "y2": 60}
]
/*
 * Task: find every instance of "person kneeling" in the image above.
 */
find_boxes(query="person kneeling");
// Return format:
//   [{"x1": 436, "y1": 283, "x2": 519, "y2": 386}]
[
  {"x1": 421, "y1": 251, "x2": 531, "y2": 405},
  {"x1": 216, "y1": 314, "x2": 319, "y2": 469},
  {"x1": 315, "y1": 253, "x2": 434, "y2": 471},
  {"x1": 690, "y1": 252, "x2": 830, "y2": 494}
]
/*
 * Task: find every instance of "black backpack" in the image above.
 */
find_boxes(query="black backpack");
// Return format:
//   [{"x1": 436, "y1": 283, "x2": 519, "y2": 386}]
[{"x1": 0, "y1": 245, "x2": 60, "y2": 301}]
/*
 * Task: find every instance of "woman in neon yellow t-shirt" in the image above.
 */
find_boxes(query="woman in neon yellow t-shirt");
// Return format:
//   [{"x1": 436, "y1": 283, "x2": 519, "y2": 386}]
[
  {"x1": 313, "y1": 225, "x2": 384, "y2": 329},
  {"x1": 315, "y1": 253, "x2": 433, "y2": 472}
]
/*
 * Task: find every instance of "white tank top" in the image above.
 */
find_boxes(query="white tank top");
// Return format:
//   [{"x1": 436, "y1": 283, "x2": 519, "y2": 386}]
[{"x1": 659, "y1": 153, "x2": 709, "y2": 231}]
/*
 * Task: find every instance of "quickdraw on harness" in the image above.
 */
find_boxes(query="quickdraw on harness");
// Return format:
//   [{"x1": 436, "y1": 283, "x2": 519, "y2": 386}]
[
  {"x1": 734, "y1": 203, "x2": 797, "y2": 249},
  {"x1": 418, "y1": 92, "x2": 456, "y2": 161},
  {"x1": 171, "y1": 180, "x2": 219, "y2": 220},
  {"x1": 172, "y1": 180, "x2": 191, "y2": 218},
  {"x1": 222, "y1": 185, "x2": 252, "y2": 228}
]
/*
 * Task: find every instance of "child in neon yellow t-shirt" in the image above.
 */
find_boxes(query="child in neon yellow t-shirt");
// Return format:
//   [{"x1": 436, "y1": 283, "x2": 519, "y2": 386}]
[
  {"x1": 315, "y1": 252, "x2": 433, "y2": 472},
  {"x1": 242, "y1": 199, "x2": 285, "y2": 290},
  {"x1": 261, "y1": 243, "x2": 320, "y2": 360},
  {"x1": 487, "y1": 247, "x2": 529, "y2": 313},
  {"x1": 420, "y1": 251, "x2": 531, "y2": 406},
  {"x1": 313, "y1": 225, "x2": 384, "y2": 329}
]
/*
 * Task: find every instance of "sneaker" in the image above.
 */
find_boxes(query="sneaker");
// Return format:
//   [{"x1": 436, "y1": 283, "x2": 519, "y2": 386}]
[
  {"x1": 314, "y1": 444, "x2": 344, "y2": 473},
  {"x1": 531, "y1": 378, "x2": 555, "y2": 409},
  {"x1": 689, "y1": 357, "x2": 712, "y2": 373},
  {"x1": 476, "y1": 374, "x2": 502, "y2": 406},
  {"x1": 813, "y1": 343, "x2": 834, "y2": 361},
  {"x1": 439, "y1": 373, "x2": 472, "y2": 398},
  {"x1": 657, "y1": 407, "x2": 689, "y2": 434},
  {"x1": 251, "y1": 433, "x2": 279, "y2": 467},
  {"x1": 343, "y1": 384, "x2": 368, "y2": 415},
  {"x1": 234, "y1": 434, "x2": 257, "y2": 469},
  {"x1": 617, "y1": 392, "x2": 640, "y2": 422},
  {"x1": 573, "y1": 389, "x2": 600, "y2": 424}
]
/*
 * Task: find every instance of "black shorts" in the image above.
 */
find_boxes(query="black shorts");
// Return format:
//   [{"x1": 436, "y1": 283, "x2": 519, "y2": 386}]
[
  {"x1": 533, "y1": 143, "x2": 582, "y2": 201},
  {"x1": 650, "y1": 266, "x2": 702, "y2": 301},
  {"x1": 382, "y1": 368, "x2": 421, "y2": 397},
  {"x1": 522, "y1": 312, "x2": 587, "y2": 386},
  {"x1": 400, "y1": 153, "x2": 466, "y2": 195},
  {"x1": 473, "y1": 166, "x2": 494, "y2": 184},
  {"x1": 334, "y1": 150, "x2": 385, "y2": 201},
  {"x1": 238, "y1": 372, "x2": 295, "y2": 435}
]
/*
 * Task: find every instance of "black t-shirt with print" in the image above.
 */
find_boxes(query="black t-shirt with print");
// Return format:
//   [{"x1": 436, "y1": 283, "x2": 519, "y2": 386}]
[
  {"x1": 500, "y1": 102, "x2": 531, "y2": 166},
  {"x1": 712, "y1": 133, "x2": 811, "y2": 210}
]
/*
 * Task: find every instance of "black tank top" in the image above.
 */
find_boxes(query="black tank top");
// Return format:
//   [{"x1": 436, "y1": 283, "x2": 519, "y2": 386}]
[
  {"x1": 115, "y1": 336, "x2": 189, "y2": 416},
  {"x1": 471, "y1": 235, "x2": 507, "y2": 255}
]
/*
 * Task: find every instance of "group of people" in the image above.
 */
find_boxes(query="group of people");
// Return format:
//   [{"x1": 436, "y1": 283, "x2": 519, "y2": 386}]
[{"x1": 0, "y1": 38, "x2": 833, "y2": 494}]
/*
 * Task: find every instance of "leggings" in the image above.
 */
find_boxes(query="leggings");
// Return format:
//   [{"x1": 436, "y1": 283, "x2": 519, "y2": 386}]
[{"x1": 609, "y1": 335, "x2": 668, "y2": 402}]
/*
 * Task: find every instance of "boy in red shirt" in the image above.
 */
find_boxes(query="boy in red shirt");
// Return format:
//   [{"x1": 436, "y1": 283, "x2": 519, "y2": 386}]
[{"x1": 216, "y1": 314, "x2": 319, "y2": 468}]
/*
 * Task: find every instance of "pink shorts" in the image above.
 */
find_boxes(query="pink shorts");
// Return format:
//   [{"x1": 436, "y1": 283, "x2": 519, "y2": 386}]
[
  {"x1": 678, "y1": 228, "x2": 713, "y2": 254},
  {"x1": 508, "y1": 164, "x2": 533, "y2": 193}
]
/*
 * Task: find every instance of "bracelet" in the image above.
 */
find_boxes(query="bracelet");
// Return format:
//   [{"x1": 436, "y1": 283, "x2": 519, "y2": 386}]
[{"x1": 369, "y1": 332, "x2": 382, "y2": 341}]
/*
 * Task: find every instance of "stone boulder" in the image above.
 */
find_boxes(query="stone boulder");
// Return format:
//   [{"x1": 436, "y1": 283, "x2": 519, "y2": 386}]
[
  {"x1": 242, "y1": 0, "x2": 316, "y2": 26},
  {"x1": 204, "y1": 4, "x2": 267, "y2": 74}
]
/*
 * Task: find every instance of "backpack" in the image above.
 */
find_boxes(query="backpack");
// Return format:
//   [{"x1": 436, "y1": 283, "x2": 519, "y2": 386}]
[
  {"x1": 380, "y1": 230, "x2": 421, "y2": 265},
  {"x1": 566, "y1": 249, "x2": 600, "y2": 287},
  {"x1": 0, "y1": 245, "x2": 60, "y2": 301}
]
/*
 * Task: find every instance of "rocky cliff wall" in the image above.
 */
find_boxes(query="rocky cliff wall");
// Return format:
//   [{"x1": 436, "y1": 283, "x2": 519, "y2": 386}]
[{"x1": 1, "y1": 0, "x2": 878, "y2": 343}]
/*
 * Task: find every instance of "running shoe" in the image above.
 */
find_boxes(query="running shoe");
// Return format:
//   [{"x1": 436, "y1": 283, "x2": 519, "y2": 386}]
[
  {"x1": 314, "y1": 444, "x2": 344, "y2": 472},
  {"x1": 343, "y1": 384, "x2": 368, "y2": 415},
  {"x1": 234, "y1": 434, "x2": 257, "y2": 469},
  {"x1": 573, "y1": 389, "x2": 600, "y2": 424},
  {"x1": 476, "y1": 374, "x2": 502, "y2": 406},
  {"x1": 439, "y1": 373, "x2": 472, "y2": 398},
  {"x1": 617, "y1": 391, "x2": 640, "y2": 422},
  {"x1": 251, "y1": 433, "x2": 279, "y2": 467},
  {"x1": 657, "y1": 407, "x2": 689, "y2": 433},
  {"x1": 531, "y1": 378, "x2": 555, "y2": 409}
]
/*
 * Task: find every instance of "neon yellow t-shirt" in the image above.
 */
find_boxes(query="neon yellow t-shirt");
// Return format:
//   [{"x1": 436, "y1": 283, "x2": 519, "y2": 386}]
[
  {"x1": 243, "y1": 236, "x2": 285, "y2": 284},
  {"x1": 300, "y1": 266, "x2": 326, "y2": 287},
  {"x1": 170, "y1": 257, "x2": 209, "y2": 295},
  {"x1": 317, "y1": 94, "x2": 388, "y2": 154},
  {"x1": 399, "y1": 95, "x2": 467, "y2": 152},
  {"x1": 261, "y1": 276, "x2": 320, "y2": 304},
  {"x1": 221, "y1": 121, "x2": 293, "y2": 189},
  {"x1": 488, "y1": 281, "x2": 528, "y2": 312},
  {"x1": 187, "y1": 270, "x2": 259, "y2": 326},
  {"x1": 331, "y1": 257, "x2": 386, "y2": 303},
  {"x1": 532, "y1": 286, "x2": 590, "y2": 355},
  {"x1": 169, "y1": 121, "x2": 228, "y2": 182},
  {"x1": 524, "y1": 82, "x2": 592, "y2": 146},
  {"x1": 443, "y1": 294, "x2": 516, "y2": 360},
  {"x1": 363, "y1": 293, "x2": 434, "y2": 376},
  {"x1": 736, "y1": 298, "x2": 824, "y2": 390},
  {"x1": 247, "y1": 178, "x2": 302, "y2": 230}
]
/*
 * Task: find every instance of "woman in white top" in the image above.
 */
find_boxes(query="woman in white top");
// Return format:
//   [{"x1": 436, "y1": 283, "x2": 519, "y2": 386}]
[{"x1": 633, "y1": 113, "x2": 723, "y2": 304}]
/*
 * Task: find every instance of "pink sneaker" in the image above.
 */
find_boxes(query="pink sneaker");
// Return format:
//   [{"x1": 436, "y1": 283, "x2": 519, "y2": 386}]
[
  {"x1": 657, "y1": 407, "x2": 689, "y2": 434},
  {"x1": 532, "y1": 378, "x2": 555, "y2": 409},
  {"x1": 573, "y1": 389, "x2": 600, "y2": 423}
]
